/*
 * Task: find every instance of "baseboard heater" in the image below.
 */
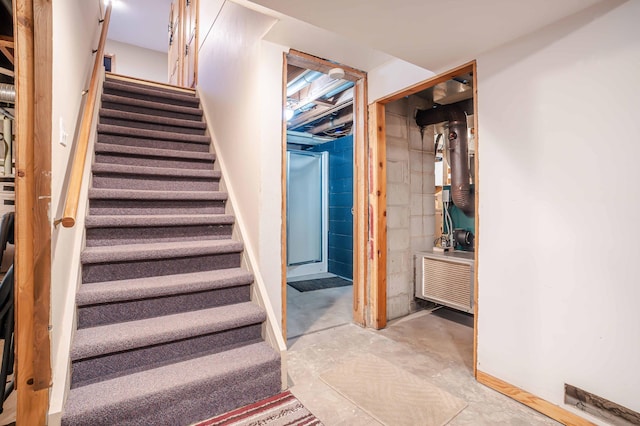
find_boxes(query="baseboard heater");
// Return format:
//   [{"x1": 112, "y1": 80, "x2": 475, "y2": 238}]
[{"x1": 415, "y1": 251, "x2": 474, "y2": 314}]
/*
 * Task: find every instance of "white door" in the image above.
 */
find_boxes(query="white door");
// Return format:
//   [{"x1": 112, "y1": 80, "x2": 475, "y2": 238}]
[{"x1": 287, "y1": 151, "x2": 324, "y2": 266}]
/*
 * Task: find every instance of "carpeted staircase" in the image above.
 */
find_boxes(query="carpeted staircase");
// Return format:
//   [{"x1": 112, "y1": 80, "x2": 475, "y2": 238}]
[{"x1": 62, "y1": 75, "x2": 281, "y2": 426}]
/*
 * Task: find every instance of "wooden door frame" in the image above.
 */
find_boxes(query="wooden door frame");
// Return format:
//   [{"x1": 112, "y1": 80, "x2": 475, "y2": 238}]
[
  {"x1": 14, "y1": 0, "x2": 53, "y2": 423},
  {"x1": 281, "y1": 50, "x2": 368, "y2": 338},
  {"x1": 368, "y1": 61, "x2": 479, "y2": 376},
  {"x1": 183, "y1": 0, "x2": 198, "y2": 88},
  {"x1": 169, "y1": 0, "x2": 198, "y2": 88}
]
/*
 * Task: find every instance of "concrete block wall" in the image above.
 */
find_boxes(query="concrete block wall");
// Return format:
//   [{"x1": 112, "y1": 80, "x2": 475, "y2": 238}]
[
  {"x1": 386, "y1": 96, "x2": 435, "y2": 320},
  {"x1": 311, "y1": 135, "x2": 354, "y2": 279}
]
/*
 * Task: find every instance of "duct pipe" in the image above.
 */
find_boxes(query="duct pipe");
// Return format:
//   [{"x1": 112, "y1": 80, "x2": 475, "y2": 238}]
[
  {"x1": 286, "y1": 70, "x2": 323, "y2": 97},
  {"x1": 415, "y1": 98, "x2": 473, "y2": 127},
  {"x1": 0, "y1": 84, "x2": 15, "y2": 104},
  {"x1": 416, "y1": 101, "x2": 474, "y2": 217},
  {"x1": 447, "y1": 107, "x2": 474, "y2": 217}
]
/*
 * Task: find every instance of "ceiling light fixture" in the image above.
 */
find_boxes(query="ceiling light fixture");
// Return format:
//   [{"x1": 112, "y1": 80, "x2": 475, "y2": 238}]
[
  {"x1": 284, "y1": 109, "x2": 294, "y2": 121},
  {"x1": 328, "y1": 67, "x2": 345, "y2": 80},
  {"x1": 103, "y1": 0, "x2": 125, "y2": 9}
]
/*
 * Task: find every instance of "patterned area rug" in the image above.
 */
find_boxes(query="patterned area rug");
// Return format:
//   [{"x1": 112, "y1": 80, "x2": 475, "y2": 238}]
[
  {"x1": 320, "y1": 353, "x2": 467, "y2": 426},
  {"x1": 195, "y1": 391, "x2": 324, "y2": 426},
  {"x1": 288, "y1": 276, "x2": 352, "y2": 292}
]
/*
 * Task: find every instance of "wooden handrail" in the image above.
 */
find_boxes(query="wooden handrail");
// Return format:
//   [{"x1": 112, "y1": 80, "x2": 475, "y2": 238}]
[{"x1": 55, "y1": 4, "x2": 111, "y2": 228}]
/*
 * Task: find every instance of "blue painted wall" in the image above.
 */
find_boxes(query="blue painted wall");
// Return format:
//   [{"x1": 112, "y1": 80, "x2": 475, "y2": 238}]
[{"x1": 311, "y1": 135, "x2": 353, "y2": 279}]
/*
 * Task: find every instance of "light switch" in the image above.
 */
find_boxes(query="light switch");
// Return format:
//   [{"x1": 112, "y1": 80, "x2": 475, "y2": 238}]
[{"x1": 59, "y1": 117, "x2": 68, "y2": 147}]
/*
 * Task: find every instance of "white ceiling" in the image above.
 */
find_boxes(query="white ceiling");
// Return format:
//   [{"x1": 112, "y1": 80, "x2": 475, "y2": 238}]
[
  {"x1": 105, "y1": 0, "x2": 606, "y2": 71},
  {"x1": 261, "y1": 13, "x2": 394, "y2": 72},
  {"x1": 107, "y1": 0, "x2": 173, "y2": 52},
  {"x1": 106, "y1": 0, "x2": 395, "y2": 71},
  {"x1": 246, "y1": 0, "x2": 605, "y2": 71}
]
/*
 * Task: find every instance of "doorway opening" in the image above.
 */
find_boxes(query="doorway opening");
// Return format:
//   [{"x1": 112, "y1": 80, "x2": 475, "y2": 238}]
[
  {"x1": 369, "y1": 61, "x2": 479, "y2": 375},
  {"x1": 281, "y1": 50, "x2": 367, "y2": 340},
  {"x1": 103, "y1": 53, "x2": 115, "y2": 73}
]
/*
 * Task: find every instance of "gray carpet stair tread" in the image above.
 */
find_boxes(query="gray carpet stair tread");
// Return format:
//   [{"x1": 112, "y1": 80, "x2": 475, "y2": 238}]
[
  {"x1": 92, "y1": 163, "x2": 221, "y2": 179},
  {"x1": 81, "y1": 239, "x2": 243, "y2": 264},
  {"x1": 94, "y1": 142, "x2": 215, "y2": 161},
  {"x1": 105, "y1": 75, "x2": 196, "y2": 95},
  {"x1": 64, "y1": 73, "x2": 281, "y2": 423},
  {"x1": 89, "y1": 188, "x2": 228, "y2": 201},
  {"x1": 97, "y1": 124, "x2": 210, "y2": 144},
  {"x1": 71, "y1": 302, "x2": 265, "y2": 360},
  {"x1": 63, "y1": 342, "x2": 279, "y2": 422},
  {"x1": 99, "y1": 108, "x2": 207, "y2": 130},
  {"x1": 101, "y1": 94, "x2": 203, "y2": 117},
  {"x1": 77, "y1": 268, "x2": 253, "y2": 305},
  {"x1": 103, "y1": 80, "x2": 200, "y2": 105},
  {"x1": 85, "y1": 214, "x2": 234, "y2": 228}
]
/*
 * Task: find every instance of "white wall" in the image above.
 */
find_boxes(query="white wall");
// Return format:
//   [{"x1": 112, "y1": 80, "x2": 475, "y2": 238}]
[
  {"x1": 258, "y1": 40, "x2": 289, "y2": 322},
  {"x1": 368, "y1": 58, "x2": 435, "y2": 103},
  {"x1": 195, "y1": 2, "x2": 435, "y2": 331},
  {"x1": 197, "y1": 2, "x2": 285, "y2": 325},
  {"x1": 104, "y1": 39, "x2": 168, "y2": 83},
  {"x1": 49, "y1": 0, "x2": 102, "y2": 422},
  {"x1": 476, "y1": 0, "x2": 640, "y2": 419}
]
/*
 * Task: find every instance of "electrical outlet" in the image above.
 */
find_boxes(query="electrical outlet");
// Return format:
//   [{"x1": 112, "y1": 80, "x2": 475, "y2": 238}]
[{"x1": 59, "y1": 117, "x2": 68, "y2": 147}]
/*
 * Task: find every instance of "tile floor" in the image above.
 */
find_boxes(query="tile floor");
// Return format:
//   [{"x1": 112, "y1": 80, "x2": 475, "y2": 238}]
[{"x1": 286, "y1": 284, "x2": 560, "y2": 425}]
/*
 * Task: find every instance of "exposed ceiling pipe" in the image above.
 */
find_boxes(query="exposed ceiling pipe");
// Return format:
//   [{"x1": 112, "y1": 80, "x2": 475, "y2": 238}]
[
  {"x1": 416, "y1": 101, "x2": 474, "y2": 217},
  {"x1": 308, "y1": 112, "x2": 353, "y2": 135},
  {"x1": 288, "y1": 98, "x2": 353, "y2": 131},
  {"x1": 323, "y1": 81, "x2": 354, "y2": 99},
  {"x1": 286, "y1": 70, "x2": 323, "y2": 97},
  {"x1": 0, "y1": 84, "x2": 15, "y2": 104},
  {"x1": 414, "y1": 99, "x2": 473, "y2": 127},
  {"x1": 293, "y1": 78, "x2": 351, "y2": 112}
]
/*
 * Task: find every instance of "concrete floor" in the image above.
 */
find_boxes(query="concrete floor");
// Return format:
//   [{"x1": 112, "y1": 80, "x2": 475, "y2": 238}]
[
  {"x1": 286, "y1": 276, "x2": 353, "y2": 339},
  {"x1": 1, "y1": 277, "x2": 561, "y2": 426},
  {"x1": 286, "y1": 286, "x2": 560, "y2": 425}
]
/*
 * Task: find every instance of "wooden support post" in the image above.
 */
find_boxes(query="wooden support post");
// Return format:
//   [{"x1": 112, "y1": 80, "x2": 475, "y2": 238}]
[
  {"x1": 352, "y1": 78, "x2": 368, "y2": 327},
  {"x1": 14, "y1": 0, "x2": 52, "y2": 424},
  {"x1": 368, "y1": 102, "x2": 387, "y2": 329}
]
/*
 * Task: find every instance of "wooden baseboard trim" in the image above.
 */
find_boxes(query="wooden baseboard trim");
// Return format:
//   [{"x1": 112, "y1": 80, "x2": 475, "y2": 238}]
[
  {"x1": 477, "y1": 371, "x2": 596, "y2": 426},
  {"x1": 106, "y1": 72, "x2": 196, "y2": 93}
]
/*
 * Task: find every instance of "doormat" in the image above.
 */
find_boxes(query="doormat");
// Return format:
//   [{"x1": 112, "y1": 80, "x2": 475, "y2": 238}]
[
  {"x1": 320, "y1": 354, "x2": 467, "y2": 426},
  {"x1": 195, "y1": 391, "x2": 323, "y2": 426},
  {"x1": 288, "y1": 276, "x2": 351, "y2": 292}
]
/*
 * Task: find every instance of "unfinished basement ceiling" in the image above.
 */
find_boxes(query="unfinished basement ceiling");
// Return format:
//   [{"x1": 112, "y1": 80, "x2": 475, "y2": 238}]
[
  {"x1": 247, "y1": 0, "x2": 605, "y2": 71},
  {"x1": 286, "y1": 64, "x2": 354, "y2": 145}
]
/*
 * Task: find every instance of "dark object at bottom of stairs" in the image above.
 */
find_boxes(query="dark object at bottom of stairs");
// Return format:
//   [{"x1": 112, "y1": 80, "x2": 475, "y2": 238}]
[
  {"x1": 288, "y1": 276, "x2": 352, "y2": 292},
  {"x1": 195, "y1": 391, "x2": 324, "y2": 426}
]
